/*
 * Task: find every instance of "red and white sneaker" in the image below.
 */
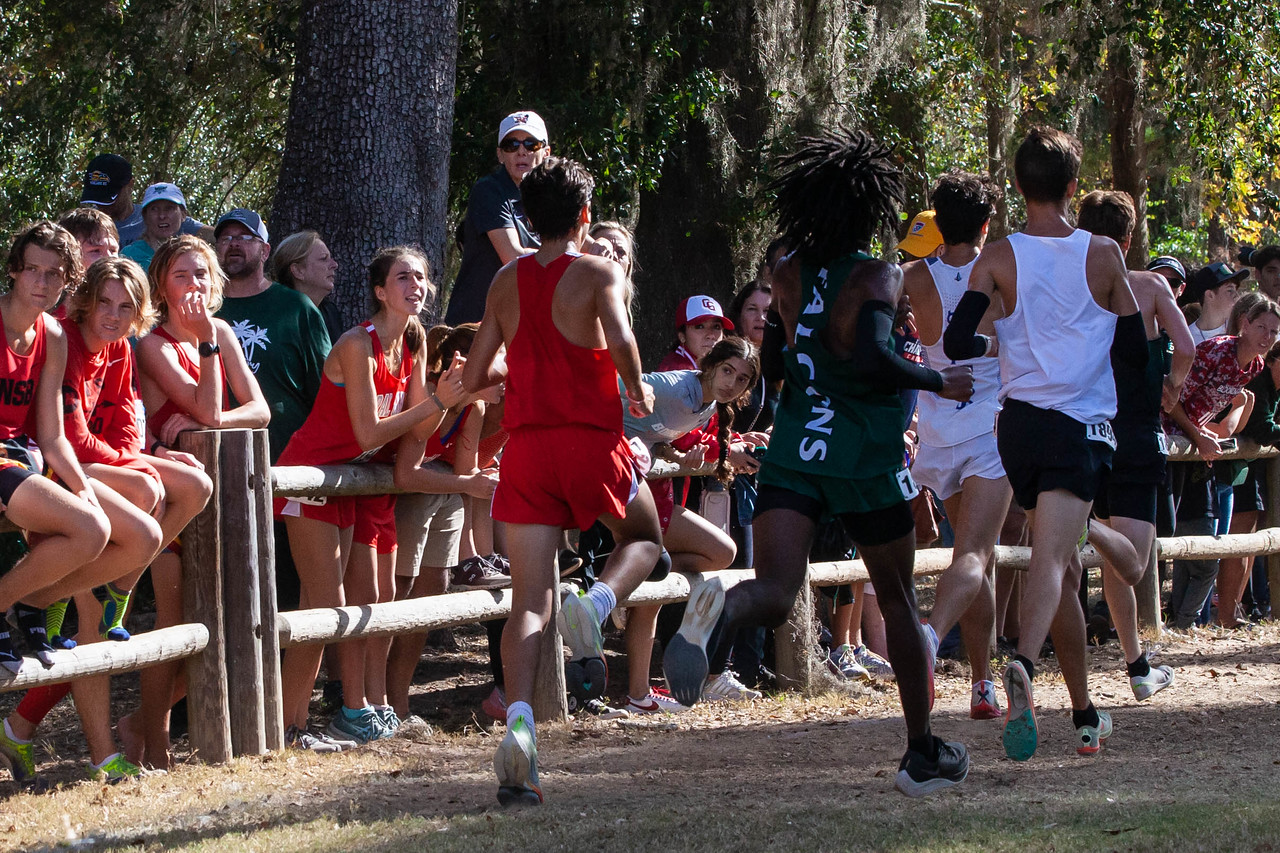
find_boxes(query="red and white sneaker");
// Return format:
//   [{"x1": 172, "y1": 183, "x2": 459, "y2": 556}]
[
  {"x1": 970, "y1": 679, "x2": 1002, "y2": 720},
  {"x1": 626, "y1": 687, "x2": 688, "y2": 714}
]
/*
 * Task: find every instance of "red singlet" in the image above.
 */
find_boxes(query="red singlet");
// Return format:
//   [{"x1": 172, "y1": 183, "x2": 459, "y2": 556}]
[
  {"x1": 146, "y1": 325, "x2": 228, "y2": 437},
  {"x1": 0, "y1": 303, "x2": 46, "y2": 441},
  {"x1": 64, "y1": 323, "x2": 158, "y2": 481}
]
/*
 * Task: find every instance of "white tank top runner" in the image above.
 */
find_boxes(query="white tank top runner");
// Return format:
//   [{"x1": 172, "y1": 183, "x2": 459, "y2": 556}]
[
  {"x1": 994, "y1": 229, "x2": 1118, "y2": 425},
  {"x1": 918, "y1": 257, "x2": 1003, "y2": 448}
]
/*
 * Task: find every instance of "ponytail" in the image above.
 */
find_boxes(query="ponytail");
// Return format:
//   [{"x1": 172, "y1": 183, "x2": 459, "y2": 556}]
[{"x1": 714, "y1": 403, "x2": 735, "y2": 485}]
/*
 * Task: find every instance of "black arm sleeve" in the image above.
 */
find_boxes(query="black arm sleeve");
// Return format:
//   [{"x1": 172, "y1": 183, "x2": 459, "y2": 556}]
[
  {"x1": 1111, "y1": 312, "x2": 1148, "y2": 369},
  {"x1": 941, "y1": 290, "x2": 992, "y2": 361},
  {"x1": 760, "y1": 308, "x2": 786, "y2": 383},
  {"x1": 851, "y1": 300, "x2": 945, "y2": 393}
]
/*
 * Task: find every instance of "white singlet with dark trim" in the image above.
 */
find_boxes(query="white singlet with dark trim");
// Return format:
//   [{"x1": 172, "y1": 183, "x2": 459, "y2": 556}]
[
  {"x1": 995, "y1": 229, "x2": 1118, "y2": 425},
  {"x1": 918, "y1": 257, "x2": 1002, "y2": 448}
]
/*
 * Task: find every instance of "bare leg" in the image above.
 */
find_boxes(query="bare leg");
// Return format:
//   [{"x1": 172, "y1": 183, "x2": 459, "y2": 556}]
[
  {"x1": 501, "y1": 523, "x2": 563, "y2": 709},
  {"x1": 68, "y1": 594, "x2": 119, "y2": 766},
  {"x1": 1016, "y1": 491, "x2": 1094, "y2": 667},
  {"x1": 861, "y1": 593, "x2": 888, "y2": 658},
  {"x1": 135, "y1": 552, "x2": 183, "y2": 769},
  {"x1": 625, "y1": 605, "x2": 661, "y2": 698},
  {"x1": 1097, "y1": 515, "x2": 1156, "y2": 663},
  {"x1": 928, "y1": 478, "x2": 1012, "y2": 639},
  {"x1": 1217, "y1": 510, "x2": 1258, "y2": 627},
  {"x1": 0, "y1": 476, "x2": 109, "y2": 610},
  {"x1": 1050, "y1": 550, "x2": 1092, "y2": 711},
  {"x1": 362, "y1": 548, "x2": 397, "y2": 708}
]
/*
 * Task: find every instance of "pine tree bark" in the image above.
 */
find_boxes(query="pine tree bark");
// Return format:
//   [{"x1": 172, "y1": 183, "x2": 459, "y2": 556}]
[
  {"x1": 272, "y1": 0, "x2": 459, "y2": 328},
  {"x1": 1107, "y1": 37, "x2": 1149, "y2": 268}
]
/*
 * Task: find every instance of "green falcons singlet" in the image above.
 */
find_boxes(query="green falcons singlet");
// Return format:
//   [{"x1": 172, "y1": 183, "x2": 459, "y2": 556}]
[{"x1": 766, "y1": 252, "x2": 906, "y2": 479}]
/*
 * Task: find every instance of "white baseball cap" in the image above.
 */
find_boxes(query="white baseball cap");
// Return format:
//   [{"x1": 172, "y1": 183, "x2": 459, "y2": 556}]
[
  {"x1": 498, "y1": 111, "x2": 548, "y2": 145},
  {"x1": 675, "y1": 295, "x2": 735, "y2": 331}
]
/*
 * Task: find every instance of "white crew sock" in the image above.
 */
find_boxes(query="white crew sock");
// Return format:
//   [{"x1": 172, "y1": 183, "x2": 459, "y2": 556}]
[
  {"x1": 4, "y1": 718, "x2": 30, "y2": 745},
  {"x1": 506, "y1": 701, "x2": 535, "y2": 738},
  {"x1": 586, "y1": 582, "x2": 617, "y2": 625}
]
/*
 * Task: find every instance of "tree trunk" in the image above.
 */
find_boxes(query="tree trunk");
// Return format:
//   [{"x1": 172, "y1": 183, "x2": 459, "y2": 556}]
[
  {"x1": 1107, "y1": 37, "x2": 1149, "y2": 268},
  {"x1": 980, "y1": 0, "x2": 1015, "y2": 239},
  {"x1": 272, "y1": 0, "x2": 459, "y2": 328}
]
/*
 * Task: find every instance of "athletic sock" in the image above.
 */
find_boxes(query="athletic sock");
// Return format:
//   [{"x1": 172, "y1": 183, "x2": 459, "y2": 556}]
[
  {"x1": 586, "y1": 582, "x2": 617, "y2": 626},
  {"x1": 341, "y1": 705, "x2": 369, "y2": 720},
  {"x1": 506, "y1": 701, "x2": 535, "y2": 739},
  {"x1": 11, "y1": 602, "x2": 52, "y2": 653},
  {"x1": 907, "y1": 732, "x2": 940, "y2": 761},
  {"x1": 3, "y1": 718, "x2": 31, "y2": 746},
  {"x1": 44, "y1": 600, "x2": 69, "y2": 639},
  {"x1": 1014, "y1": 654, "x2": 1036, "y2": 682},
  {"x1": 1126, "y1": 652, "x2": 1151, "y2": 678},
  {"x1": 15, "y1": 683, "x2": 71, "y2": 726},
  {"x1": 1072, "y1": 702, "x2": 1100, "y2": 730},
  {"x1": 93, "y1": 584, "x2": 132, "y2": 641}
]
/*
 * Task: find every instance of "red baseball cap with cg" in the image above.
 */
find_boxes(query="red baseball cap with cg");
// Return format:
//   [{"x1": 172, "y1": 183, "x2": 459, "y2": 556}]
[{"x1": 675, "y1": 295, "x2": 734, "y2": 331}]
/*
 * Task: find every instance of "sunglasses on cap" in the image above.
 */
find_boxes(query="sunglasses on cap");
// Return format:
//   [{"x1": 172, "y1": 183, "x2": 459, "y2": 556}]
[{"x1": 499, "y1": 138, "x2": 546, "y2": 153}]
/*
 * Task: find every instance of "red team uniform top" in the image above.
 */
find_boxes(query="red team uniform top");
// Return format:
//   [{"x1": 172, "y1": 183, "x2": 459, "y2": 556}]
[
  {"x1": 146, "y1": 325, "x2": 228, "y2": 438},
  {"x1": 0, "y1": 303, "x2": 47, "y2": 441},
  {"x1": 276, "y1": 322, "x2": 413, "y2": 468},
  {"x1": 492, "y1": 253, "x2": 636, "y2": 530},
  {"x1": 501, "y1": 254, "x2": 623, "y2": 436}
]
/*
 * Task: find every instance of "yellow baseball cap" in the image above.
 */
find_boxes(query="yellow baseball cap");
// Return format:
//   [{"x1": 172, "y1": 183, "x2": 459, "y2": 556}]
[{"x1": 897, "y1": 210, "x2": 943, "y2": 258}]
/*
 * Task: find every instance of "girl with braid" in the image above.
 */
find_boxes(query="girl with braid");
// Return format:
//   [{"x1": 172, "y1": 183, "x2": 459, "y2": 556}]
[{"x1": 662, "y1": 130, "x2": 975, "y2": 797}]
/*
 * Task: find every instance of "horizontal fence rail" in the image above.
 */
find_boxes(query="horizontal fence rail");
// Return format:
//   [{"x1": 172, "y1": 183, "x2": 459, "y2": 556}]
[{"x1": 0, "y1": 624, "x2": 208, "y2": 693}]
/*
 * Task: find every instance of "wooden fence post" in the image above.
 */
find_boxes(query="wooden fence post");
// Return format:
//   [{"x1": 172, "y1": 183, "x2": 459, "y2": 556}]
[
  {"x1": 774, "y1": 567, "x2": 816, "y2": 694},
  {"x1": 1268, "y1": 457, "x2": 1280, "y2": 614},
  {"x1": 1135, "y1": 538, "x2": 1162, "y2": 630},
  {"x1": 179, "y1": 430, "x2": 232, "y2": 764},
  {"x1": 219, "y1": 429, "x2": 266, "y2": 757},
  {"x1": 253, "y1": 429, "x2": 284, "y2": 751},
  {"x1": 533, "y1": 592, "x2": 568, "y2": 723}
]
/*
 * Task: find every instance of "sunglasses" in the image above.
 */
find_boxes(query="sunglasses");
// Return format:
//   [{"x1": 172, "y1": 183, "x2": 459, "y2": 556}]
[{"x1": 500, "y1": 138, "x2": 546, "y2": 153}]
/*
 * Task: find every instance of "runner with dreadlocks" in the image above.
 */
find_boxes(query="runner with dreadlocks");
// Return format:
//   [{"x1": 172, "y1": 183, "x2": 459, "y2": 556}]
[{"x1": 662, "y1": 130, "x2": 975, "y2": 797}]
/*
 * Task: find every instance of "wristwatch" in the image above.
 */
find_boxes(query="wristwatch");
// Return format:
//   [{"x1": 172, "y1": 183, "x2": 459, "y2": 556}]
[{"x1": 198, "y1": 341, "x2": 220, "y2": 358}]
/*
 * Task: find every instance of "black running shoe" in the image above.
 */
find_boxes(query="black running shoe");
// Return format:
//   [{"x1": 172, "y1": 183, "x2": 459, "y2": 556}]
[{"x1": 894, "y1": 738, "x2": 969, "y2": 797}]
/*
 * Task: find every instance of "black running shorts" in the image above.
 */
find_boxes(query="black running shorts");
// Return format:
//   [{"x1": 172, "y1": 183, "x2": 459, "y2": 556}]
[{"x1": 997, "y1": 398, "x2": 1112, "y2": 511}]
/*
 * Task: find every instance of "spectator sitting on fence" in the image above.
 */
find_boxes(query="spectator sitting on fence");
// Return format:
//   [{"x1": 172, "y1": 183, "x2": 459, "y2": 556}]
[
  {"x1": 119, "y1": 183, "x2": 196, "y2": 272},
  {"x1": 131, "y1": 235, "x2": 270, "y2": 769},
  {"x1": 385, "y1": 322, "x2": 503, "y2": 721},
  {"x1": 274, "y1": 245, "x2": 466, "y2": 751},
  {"x1": 0, "y1": 222, "x2": 112, "y2": 674},
  {"x1": 462, "y1": 156, "x2": 663, "y2": 806},
  {"x1": 4, "y1": 257, "x2": 213, "y2": 784},
  {"x1": 58, "y1": 207, "x2": 121, "y2": 269},
  {"x1": 619, "y1": 337, "x2": 759, "y2": 713},
  {"x1": 270, "y1": 229, "x2": 346, "y2": 347}
]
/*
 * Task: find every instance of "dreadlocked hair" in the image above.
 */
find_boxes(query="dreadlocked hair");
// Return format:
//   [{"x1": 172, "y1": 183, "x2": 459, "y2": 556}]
[
  {"x1": 768, "y1": 129, "x2": 904, "y2": 267},
  {"x1": 698, "y1": 337, "x2": 761, "y2": 486}
]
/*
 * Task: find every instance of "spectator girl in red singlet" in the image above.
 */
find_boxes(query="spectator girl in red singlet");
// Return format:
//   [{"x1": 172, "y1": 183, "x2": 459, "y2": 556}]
[
  {"x1": 4, "y1": 257, "x2": 213, "y2": 782},
  {"x1": 0, "y1": 222, "x2": 112, "y2": 674},
  {"x1": 275, "y1": 246, "x2": 467, "y2": 750},
  {"x1": 134, "y1": 234, "x2": 270, "y2": 769}
]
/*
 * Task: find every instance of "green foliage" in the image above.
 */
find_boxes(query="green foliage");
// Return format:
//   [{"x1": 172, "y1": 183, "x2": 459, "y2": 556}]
[{"x1": 0, "y1": 0, "x2": 295, "y2": 237}]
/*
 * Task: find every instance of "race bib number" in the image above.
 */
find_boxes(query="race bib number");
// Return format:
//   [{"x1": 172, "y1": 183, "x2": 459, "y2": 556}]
[
  {"x1": 896, "y1": 467, "x2": 920, "y2": 501},
  {"x1": 1156, "y1": 431, "x2": 1170, "y2": 456},
  {"x1": 1086, "y1": 422, "x2": 1117, "y2": 450}
]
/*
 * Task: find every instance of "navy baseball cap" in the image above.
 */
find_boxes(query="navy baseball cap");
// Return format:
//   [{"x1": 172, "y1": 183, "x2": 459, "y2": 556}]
[
  {"x1": 81, "y1": 154, "x2": 132, "y2": 205},
  {"x1": 214, "y1": 208, "x2": 269, "y2": 242}
]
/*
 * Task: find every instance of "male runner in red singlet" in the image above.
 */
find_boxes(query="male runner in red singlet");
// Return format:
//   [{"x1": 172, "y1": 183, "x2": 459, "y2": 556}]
[
  {"x1": 944, "y1": 127, "x2": 1145, "y2": 761},
  {"x1": 463, "y1": 157, "x2": 662, "y2": 807}
]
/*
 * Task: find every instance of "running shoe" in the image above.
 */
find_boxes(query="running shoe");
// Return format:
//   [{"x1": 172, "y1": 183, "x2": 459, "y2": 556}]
[
  {"x1": 970, "y1": 679, "x2": 1002, "y2": 720},
  {"x1": 486, "y1": 553, "x2": 511, "y2": 574},
  {"x1": 375, "y1": 706, "x2": 401, "y2": 737},
  {"x1": 1001, "y1": 659, "x2": 1038, "y2": 761},
  {"x1": 495, "y1": 714, "x2": 542, "y2": 807},
  {"x1": 1076, "y1": 708, "x2": 1113, "y2": 756},
  {"x1": 662, "y1": 576, "x2": 726, "y2": 707},
  {"x1": 285, "y1": 724, "x2": 343, "y2": 753},
  {"x1": 559, "y1": 589, "x2": 607, "y2": 704},
  {"x1": 327, "y1": 706, "x2": 383, "y2": 745},
  {"x1": 0, "y1": 724, "x2": 35, "y2": 784},
  {"x1": 703, "y1": 670, "x2": 762, "y2": 702},
  {"x1": 1130, "y1": 664, "x2": 1175, "y2": 701},
  {"x1": 482, "y1": 686, "x2": 508, "y2": 721},
  {"x1": 89, "y1": 753, "x2": 142, "y2": 783},
  {"x1": 626, "y1": 688, "x2": 687, "y2": 714},
  {"x1": 826, "y1": 644, "x2": 871, "y2": 681},
  {"x1": 450, "y1": 556, "x2": 509, "y2": 590},
  {"x1": 581, "y1": 698, "x2": 630, "y2": 719},
  {"x1": 0, "y1": 624, "x2": 21, "y2": 674},
  {"x1": 852, "y1": 644, "x2": 895, "y2": 681},
  {"x1": 894, "y1": 738, "x2": 969, "y2": 797}
]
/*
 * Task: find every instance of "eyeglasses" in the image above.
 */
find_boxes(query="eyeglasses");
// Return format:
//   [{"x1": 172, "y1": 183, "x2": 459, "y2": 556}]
[
  {"x1": 217, "y1": 233, "x2": 261, "y2": 246},
  {"x1": 499, "y1": 138, "x2": 546, "y2": 153}
]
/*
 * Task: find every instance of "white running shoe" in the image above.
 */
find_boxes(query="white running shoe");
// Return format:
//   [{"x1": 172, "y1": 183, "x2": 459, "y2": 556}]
[
  {"x1": 703, "y1": 670, "x2": 762, "y2": 702},
  {"x1": 627, "y1": 688, "x2": 688, "y2": 714},
  {"x1": 852, "y1": 644, "x2": 895, "y2": 681},
  {"x1": 1130, "y1": 663, "x2": 1174, "y2": 701}
]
